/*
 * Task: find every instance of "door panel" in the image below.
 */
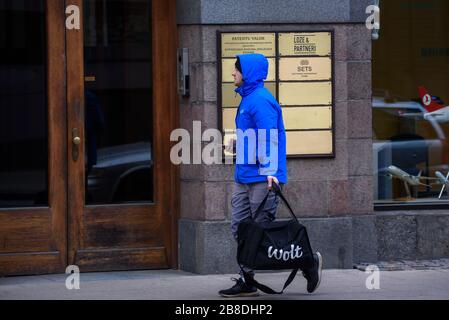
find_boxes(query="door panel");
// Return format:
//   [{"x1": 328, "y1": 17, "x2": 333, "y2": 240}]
[
  {"x1": 67, "y1": 0, "x2": 177, "y2": 271},
  {"x1": 0, "y1": 0, "x2": 177, "y2": 275},
  {"x1": 0, "y1": 0, "x2": 67, "y2": 275},
  {"x1": 152, "y1": 0, "x2": 179, "y2": 268}
]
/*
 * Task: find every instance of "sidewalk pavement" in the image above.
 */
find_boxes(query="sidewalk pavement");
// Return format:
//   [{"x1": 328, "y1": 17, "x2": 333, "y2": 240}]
[{"x1": 1, "y1": 268, "x2": 448, "y2": 300}]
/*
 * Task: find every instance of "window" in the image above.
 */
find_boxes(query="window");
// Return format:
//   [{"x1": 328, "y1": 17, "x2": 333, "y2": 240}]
[
  {"x1": 0, "y1": 0, "x2": 48, "y2": 207},
  {"x1": 372, "y1": 0, "x2": 449, "y2": 204}
]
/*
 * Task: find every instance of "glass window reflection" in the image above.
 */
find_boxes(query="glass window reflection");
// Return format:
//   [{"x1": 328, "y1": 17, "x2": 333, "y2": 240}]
[
  {"x1": 0, "y1": 1, "x2": 48, "y2": 208},
  {"x1": 373, "y1": 0, "x2": 449, "y2": 203},
  {"x1": 84, "y1": 0, "x2": 153, "y2": 205}
]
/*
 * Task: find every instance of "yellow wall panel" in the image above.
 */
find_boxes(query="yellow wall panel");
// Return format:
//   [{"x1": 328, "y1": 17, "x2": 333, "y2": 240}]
[
  {"x1": 222, "y1": 108, "x2": 237, "y2": 130},
  {"x1": 279, "y1": 32, "x2": 331, "y2": 56},
  {"x1": 286, "y1": 130, "x2": 333, "y2": 155},
  {"x1": 279, "y1": 57, "x2": 331, "y2": 81},
  {"x1": 221, "y1": 33, "x2": 276, "y2": 57},
  {"x1": 279, "y1": 82, "x2": 332, "y2": 106},
  {"x1": 282, "y1": 106, "x2": 332, "y2": 130}
]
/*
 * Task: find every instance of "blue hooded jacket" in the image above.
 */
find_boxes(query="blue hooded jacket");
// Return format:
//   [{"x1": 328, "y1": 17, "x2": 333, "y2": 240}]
[{"x1": 234, "y1": 53, "x2": 287, "y2": 184}]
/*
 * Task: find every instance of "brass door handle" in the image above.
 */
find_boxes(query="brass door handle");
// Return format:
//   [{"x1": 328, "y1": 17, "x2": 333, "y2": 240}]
[
  {"x1": 73, "y1": 136, "x2": 81, "y2": 145},
  {"x1": 72, "y1": 128, "x2": 81, "y2": 161}
]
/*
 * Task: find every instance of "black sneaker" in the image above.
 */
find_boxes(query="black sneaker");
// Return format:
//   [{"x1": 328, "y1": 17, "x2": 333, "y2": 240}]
[
  {"x1": 302, "y1": 252, "x2": 323, "y2": 293},
  {"x1": 219, "y1": 277, "x2": 259, "y2": 298}
]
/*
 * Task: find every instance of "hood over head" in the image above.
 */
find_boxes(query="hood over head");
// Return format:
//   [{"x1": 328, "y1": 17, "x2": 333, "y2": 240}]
[{"x1": 235, "y1": 53, "x2": 268, "y2": 97}]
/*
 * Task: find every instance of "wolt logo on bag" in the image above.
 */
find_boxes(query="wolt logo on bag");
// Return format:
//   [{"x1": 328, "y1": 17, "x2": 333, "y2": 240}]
[{"x1": 268, "y1": 244, "x2": 303, "y2": 261}]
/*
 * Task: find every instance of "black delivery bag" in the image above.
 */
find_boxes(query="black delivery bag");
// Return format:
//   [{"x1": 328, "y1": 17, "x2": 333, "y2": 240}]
[{"x1": 236, "y1": 183, "x2": 315, "y2": 294}]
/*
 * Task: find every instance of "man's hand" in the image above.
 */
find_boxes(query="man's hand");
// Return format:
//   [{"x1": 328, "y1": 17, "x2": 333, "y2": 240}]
[{"x1": 267, "y1": 176, "x2": 279, "y2": 190}]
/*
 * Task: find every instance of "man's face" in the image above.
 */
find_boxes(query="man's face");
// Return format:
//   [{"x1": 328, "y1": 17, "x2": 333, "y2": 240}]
[{"x1": 232, "y1": 67, "x2": 243, "y2": 87}]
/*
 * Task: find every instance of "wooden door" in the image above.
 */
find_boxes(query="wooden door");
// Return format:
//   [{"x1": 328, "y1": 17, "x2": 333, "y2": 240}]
[
  {"x1": 0, "y1": 0, "x2": 178, "y2": 275},
  {"x1": 0, "y1": 0, "x2": 67, "y2": 275},
  {"x1": 66, "y1": 0, "x2": 178, "y2": 271}
]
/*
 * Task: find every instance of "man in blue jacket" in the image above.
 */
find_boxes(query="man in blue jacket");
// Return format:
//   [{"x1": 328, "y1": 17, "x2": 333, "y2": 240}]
[{"x1": 219, "y1": 53, "x2": 322, "y2": 297}]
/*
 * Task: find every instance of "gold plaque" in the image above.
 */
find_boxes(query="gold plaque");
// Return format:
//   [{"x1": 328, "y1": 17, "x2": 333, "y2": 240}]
[
  {"x1": 222, "y1": 58, "x2": 276, "y2": 82},
  {"x1": 279, "y1": 82, "x2": 332, "y2": 106},
  {"x1": 282, "y1": 106, "x2": 332, "y2": 130},
  {"x1": 221, "y1": 33, "x2": 276, "y2": 57},
  {"x1": 286, "y1": 130, "x2": 333, "y2": 155},
  {"x1": 279, "y1": 32, "x2": 331, "y2": 56},
  {"x1": 279, "y1": 57, "x2": 331, "y2": 81},
  {"x1": 222, "y1": 82, "x2": 277, "y2": 107},
  {"x1": 222, "y1": 108, "x2": 237, "y2": 130}
]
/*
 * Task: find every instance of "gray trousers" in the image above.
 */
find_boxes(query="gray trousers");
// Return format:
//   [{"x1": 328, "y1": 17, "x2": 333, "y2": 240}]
[{"x1": 231, "y1": 182, "x2": 281, "y2": 276}]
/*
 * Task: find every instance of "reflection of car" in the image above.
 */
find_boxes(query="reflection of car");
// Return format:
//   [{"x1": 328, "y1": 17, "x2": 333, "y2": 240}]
[
  {"x1": 87, "y1": 141, "x2": 153, "y2": 204},
  {"x1": 372, "y1": 97, "x2": 449, "y2": 200}
]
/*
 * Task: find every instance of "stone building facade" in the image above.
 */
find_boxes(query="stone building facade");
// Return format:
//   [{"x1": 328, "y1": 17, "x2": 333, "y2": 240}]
[{"x1": 177, "y1": 0, "x2": 449, "y2": 274}]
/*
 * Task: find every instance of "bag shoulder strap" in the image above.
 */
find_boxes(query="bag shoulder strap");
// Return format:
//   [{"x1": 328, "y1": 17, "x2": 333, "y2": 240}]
[
  {"x1": 251, "y1": 189, "x2": 270, "y2": 220},
  {"x1": 241, "y1": 267, "x2": 299, "y2": 295},
  {"x1": 252, "y1": 183, "x2": 298, "y2": 222},
  {"x1": 272, "y1": 183, "x2": 298, "y2": 221}
]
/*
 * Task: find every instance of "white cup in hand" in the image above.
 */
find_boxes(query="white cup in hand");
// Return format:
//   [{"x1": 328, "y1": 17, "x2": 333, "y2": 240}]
[{"x1": 225, "y1": 138, "x2": 236, "y2": 154}]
